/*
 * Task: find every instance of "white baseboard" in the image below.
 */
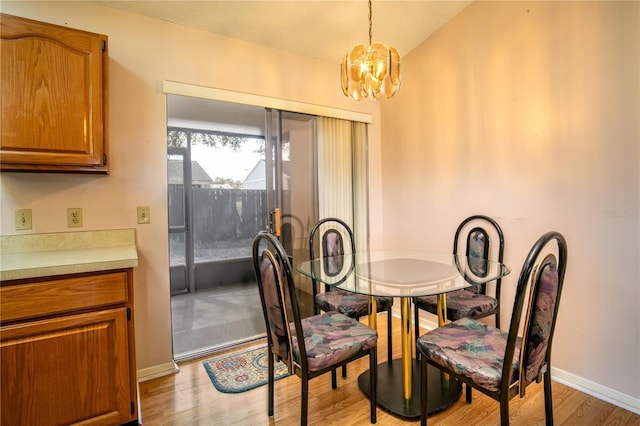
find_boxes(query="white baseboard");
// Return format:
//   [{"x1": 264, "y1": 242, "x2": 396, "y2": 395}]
[
  {"x1": 551, "y1": 367, "x2": 640, "y2": 415},
  {"x1": 137, "y1": 361, "x2": 180, "y2": 383},
  {"x1": 394, "y1": 309, "x2": 640, "y2": 415}
]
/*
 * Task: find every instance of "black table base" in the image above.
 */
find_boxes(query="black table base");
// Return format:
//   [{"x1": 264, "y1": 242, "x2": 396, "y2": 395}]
[{"x1": 358, "y1": 358, "x2": 462, "y2": 418}]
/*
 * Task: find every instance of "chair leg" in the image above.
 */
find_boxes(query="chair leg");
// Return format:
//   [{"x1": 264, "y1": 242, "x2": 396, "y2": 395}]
[
  {"x1": 386, "y1": 307, "x2": 393, "y2": 362},
  {"x1": 465, "y1": 384, "x2": 473, "y2": 403},
  {"x1": 414, "y1": 304, "x2": 421, "y2": 360},
  {"x1": 301, "y1": 377, "x2": 309, "y2": 426},
  {"x1": 342, "y1": 364, "x2": 347, "y2": 378},
  {"x1": 369, "y1": 348, "x2": 377, "y2": 424},
  {"x1": 499, "y1": 395, "x2": 510, "y2": 426},
  {"x1": 544, "y1": 367, "x2": 554, "y2": 425},
  {"x1": 420, "y1": 356, "x2": 428, "y2": 426},
  {"x1": 331, "y1": 368, "x2": 337, "y2": 389},
  {"x1": 268, "y1": 353, "x2": 274, "y2": 416},
  {"x1": 312, "y1": 287, "x2": 319, "y2": 316}
]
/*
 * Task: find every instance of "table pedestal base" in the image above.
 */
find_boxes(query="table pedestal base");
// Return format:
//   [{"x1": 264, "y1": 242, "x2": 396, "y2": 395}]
[{"x1": 358, "y1": 359, "x2": 462, "y2": 418}]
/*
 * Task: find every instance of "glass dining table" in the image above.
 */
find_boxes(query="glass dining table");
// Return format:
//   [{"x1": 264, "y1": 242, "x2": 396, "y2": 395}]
[{"x1": 297, "y1": 250, "x2": 511, "y2": 418}]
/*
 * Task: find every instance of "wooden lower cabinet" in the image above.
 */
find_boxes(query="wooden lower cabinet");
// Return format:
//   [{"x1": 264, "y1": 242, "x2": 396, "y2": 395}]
[{"x1": 0, "y1": 270, "x2": 138, "y2": 425}]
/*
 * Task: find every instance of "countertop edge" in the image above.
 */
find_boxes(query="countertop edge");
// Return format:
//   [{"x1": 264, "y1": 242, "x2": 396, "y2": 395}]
[
  {"x1": 1, "y1": 257, "x2": 139, "y2": 281},
  {"x1": 0, "y1": 229, "x2": 139, "y2": 281}
]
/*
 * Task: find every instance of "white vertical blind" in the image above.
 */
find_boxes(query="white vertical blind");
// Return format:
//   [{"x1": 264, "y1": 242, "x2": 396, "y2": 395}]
[
  {"x1": 351, "y1": 122, "x2": 369, "y2": 252},
  {"x1": 317, "y1": 117, "x2": 369, "y2": 252}
]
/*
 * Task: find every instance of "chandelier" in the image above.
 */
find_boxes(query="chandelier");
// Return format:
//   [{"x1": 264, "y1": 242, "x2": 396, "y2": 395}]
[{"x1": 341, "y1": 0, "x2": 401, "y2": 101}]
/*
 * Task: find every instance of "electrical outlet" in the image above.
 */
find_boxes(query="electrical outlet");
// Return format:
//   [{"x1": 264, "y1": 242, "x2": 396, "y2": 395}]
[
  {"x1": 137, "y1": 206, "x2": 151, "y2": 224},
  {"x1": 15, "y1": 209, "x2": 32, "y2": 230},
  {"x1": 67, "y1": 208, "x2": 83, "y2": 228}
]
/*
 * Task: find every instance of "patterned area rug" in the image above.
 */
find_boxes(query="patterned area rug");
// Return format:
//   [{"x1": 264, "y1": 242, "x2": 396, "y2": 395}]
[{"x1": 203, "y1": 345, "x2": 290, "y2": 393}]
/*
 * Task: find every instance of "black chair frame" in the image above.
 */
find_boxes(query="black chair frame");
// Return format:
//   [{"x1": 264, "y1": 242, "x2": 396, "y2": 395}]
[
  {"x1": 309, "y1": 217, "x2": 394, "y2": 365},
  {"x1": 414, "y1": 214, "x2": 505, "y2": 340},
  {"x1": 253, "y1": 231, "x2": 378, "y2": 425},
  {"x1": 419, "y1": 231, "x2": 568, "y2": 426}
]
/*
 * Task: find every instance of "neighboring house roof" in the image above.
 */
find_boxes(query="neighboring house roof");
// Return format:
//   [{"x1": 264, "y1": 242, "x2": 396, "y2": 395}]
[
  {"x1": 240, "y1": 159, "x2": 265, "y2": 189},
  {"x1": 240, "y1": 159, "x2": 289, "y2": 190},
  {"x1": 167, "y1": 159, "x2": 213, "y2": 186}
]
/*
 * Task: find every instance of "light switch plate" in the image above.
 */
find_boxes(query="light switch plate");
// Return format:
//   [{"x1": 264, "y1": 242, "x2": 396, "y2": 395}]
[
  {"x1": 15, "y1": 209, "x2": 32, "y2": 230},
  {"x1": 137, "y1": 206, "x2": 151, "y2": 224}
]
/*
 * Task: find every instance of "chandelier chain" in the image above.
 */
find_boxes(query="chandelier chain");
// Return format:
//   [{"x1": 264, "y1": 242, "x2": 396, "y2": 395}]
[{"x1": 368, "y1": 0, "x2": 373, "y2": 46}]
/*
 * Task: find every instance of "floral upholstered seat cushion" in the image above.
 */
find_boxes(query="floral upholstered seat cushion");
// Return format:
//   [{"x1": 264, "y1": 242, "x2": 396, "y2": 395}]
[
  {"x1": 290, "y1": 311, "x2": 378, "y2": 372},
  {"x1": 414, "y1": 289, "x2": 497, "y2": 321},
  {"x1": 315, "y1": 289, "x2": 393, "y2": 318},
  {"x1": 417, "y1": 317, "x2": 521, "y2": 392}
]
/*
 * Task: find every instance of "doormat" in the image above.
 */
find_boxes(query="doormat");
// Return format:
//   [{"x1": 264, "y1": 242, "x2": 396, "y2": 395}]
[{"x1": 203, "y1": 345, "x2": 290, "y2": 393}]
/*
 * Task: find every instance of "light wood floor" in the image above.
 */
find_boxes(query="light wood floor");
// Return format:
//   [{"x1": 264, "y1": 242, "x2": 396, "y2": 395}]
[{"x1": 139, "y1": 315, "x2": 639, "y2": 425}]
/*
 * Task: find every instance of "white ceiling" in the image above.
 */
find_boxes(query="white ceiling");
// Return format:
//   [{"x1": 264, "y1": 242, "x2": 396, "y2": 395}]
[{"x1": 96, "y1": 1, "x2": 471, "y2": 63}]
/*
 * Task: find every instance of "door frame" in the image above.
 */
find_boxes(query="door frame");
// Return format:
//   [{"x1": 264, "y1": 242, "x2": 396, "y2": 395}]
[{"x1": 167, "y1": 143, "x2": 194, "y2": 294}]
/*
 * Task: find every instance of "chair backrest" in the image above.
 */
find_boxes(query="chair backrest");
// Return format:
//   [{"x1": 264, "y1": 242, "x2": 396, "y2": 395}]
[
  {"x1": 281, "y1": 213, "x2": 305, "y2": 258},
  {"x1": 253, "y1": 231, "x2": 308, "y2": 375},
  {"x1": 501, "y1": 231, "x2": 568, "y2": 398},
  {"x1": 308, "y1": 218, "x2": 356, "y2": 293},
  {"x1": 453, "y1": 215, "x2": 505, "y2": 295}
]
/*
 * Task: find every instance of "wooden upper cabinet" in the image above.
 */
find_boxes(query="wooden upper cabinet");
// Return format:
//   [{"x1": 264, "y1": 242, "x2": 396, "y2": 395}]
[{"x1": 0, "y1": 14, "x2": 109, "y2": 173}]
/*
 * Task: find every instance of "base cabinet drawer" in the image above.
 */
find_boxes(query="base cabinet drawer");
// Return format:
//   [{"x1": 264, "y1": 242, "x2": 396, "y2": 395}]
[{"x1": 0, "y1": 271, "x2": 129, "y2": 323}]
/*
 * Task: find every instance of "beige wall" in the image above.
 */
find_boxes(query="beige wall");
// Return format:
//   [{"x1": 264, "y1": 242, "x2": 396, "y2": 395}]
[
  {"x1": 381, "y1": 0, "x2": 639, "y2": 405},
  {"x1": 0, "y1": 1, "x2": 382, "y2": 372},
  {"x1": 1, "y1": 0, "x2": 638, "y2": 412}
]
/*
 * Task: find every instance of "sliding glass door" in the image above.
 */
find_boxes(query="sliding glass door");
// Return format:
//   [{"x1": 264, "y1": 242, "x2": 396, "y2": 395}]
[
  {"x1": 167, "y1": 97, "x2": 318, "y2": 359},
  {"x1": 265, "y1": 109, "x2": 318, "y2": 268}
]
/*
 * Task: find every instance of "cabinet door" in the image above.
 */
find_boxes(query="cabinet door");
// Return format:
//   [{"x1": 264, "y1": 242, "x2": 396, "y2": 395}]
[
  {"x1": 0, "y1": 13, "x2": 108, "y2": 173},
  {"x1": 0, "y1": 308, "x2": 135, "y2": 426}
]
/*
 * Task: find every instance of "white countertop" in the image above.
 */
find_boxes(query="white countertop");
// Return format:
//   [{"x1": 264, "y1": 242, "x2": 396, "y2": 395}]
[{"x1": 0, "y1": 229, "x2": 138, "y2": 281}]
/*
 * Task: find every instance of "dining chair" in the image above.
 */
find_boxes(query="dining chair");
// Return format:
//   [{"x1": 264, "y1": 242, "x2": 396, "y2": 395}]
[
  {"x1": 414, "y1": 215, "x2": 505, "y2": 402},
  {"x1": 414, "y1": 214, "x2": 504, "y2": 334},
  {"x1": 417, "y1": 231, "x2": 568, "y2": 426},
  {"x1": 252, "y1": 231, "x2": 378, "y2": 426},
  {"x1": 309, "y1": 218, "x2": 394, "y2": 373}
]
